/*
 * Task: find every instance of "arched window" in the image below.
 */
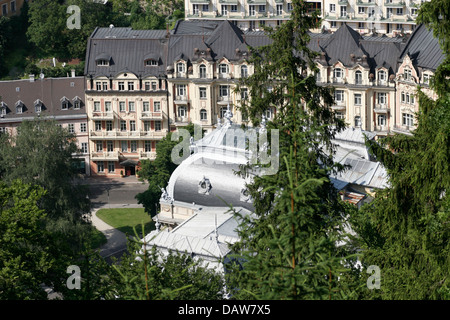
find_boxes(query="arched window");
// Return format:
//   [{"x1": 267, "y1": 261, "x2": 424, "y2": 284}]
[
  {"x1": 178, "y1": 106, "x2": 187, "y2": 118},
  {"x1": 200, "y1": 109, "x2": 207, "y2": 121},
  {"x1": 199, "y1": 64, "x2": 207, "y2": 78},
  {"x1": 355, "y1": 70, "x2": 362, "y2": 85},
  {"x1": 378, "y1": 70, "x2": 386, "y2": 82},
  {"x1": 241, "y1": 65, "x2": 248, "y2": 78}
]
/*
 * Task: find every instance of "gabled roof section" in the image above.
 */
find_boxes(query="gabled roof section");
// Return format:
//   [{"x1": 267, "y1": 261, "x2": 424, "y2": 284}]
[
  {"x1": 321, "y1": 23, "x2": 367, "y2": 67},
  {"x1": 399, "y1": 24, "x2": 444, "y2": 71}
]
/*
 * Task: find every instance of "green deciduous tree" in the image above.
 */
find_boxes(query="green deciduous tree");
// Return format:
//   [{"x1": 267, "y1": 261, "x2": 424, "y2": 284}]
[
  {"x1": 136, "y1": 123, "x2": 197, "y2": 216},
  {"x1": 225, "y1": 0, "x2": 359, "y2": 300},
  {"x1": 0, "y1": 180, "x2": 53, "y2": 299}
]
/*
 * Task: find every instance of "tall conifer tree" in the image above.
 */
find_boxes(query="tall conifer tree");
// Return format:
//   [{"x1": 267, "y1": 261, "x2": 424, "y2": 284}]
[{"x1": 225, "y1": 0, "x2": 360, "y2": 299}]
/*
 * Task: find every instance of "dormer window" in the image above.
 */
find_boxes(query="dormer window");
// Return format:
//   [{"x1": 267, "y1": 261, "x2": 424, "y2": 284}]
[
  {"x1": 73, "y1": 96, "x2": 81, "y2": 109},
  {"x1": 34, "y1": 99, "x2": 42, "y2": 113},
  {"x1": 177, "y1": 62, "x2": 186, "y2": 73},
  {"x1": 1, "y1": 102, "x2": 7, "y2": 116},
  {"x1": 199, "y1": 64, "x2": 207, "y2": 78},
  {"x1": 61, "y1": 97, "x2": 69, "y2": 110},
  {"x1": 423, "y1": 73, "x2": 431, "y2": 85},
  {"x1": 95, "y1": 53, "x2": 111, "y2": 66},
  {"x1": 378, "y1": 70, "x2": 387, "y2": 82},
  {"x1": 145, "y1": 59, "x2": 158, "y2": 66},
  {"x1": 97, "y1": 59, "x2": 109, "y2": 66},
  {"x1": 14, "y1": 100, "x2": 23, "y2": 114},
  {"x1": 219, "y1": 63, "x2": 229, "y2": 74}
]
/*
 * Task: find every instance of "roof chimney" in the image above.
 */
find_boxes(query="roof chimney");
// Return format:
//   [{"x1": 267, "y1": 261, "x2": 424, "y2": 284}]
[
  {"x1": 29, "y1": 74, "x2": 35, "y2": 82},
  {"x1": 71, "y1": 69, "x2": 76, "y2": 78}
]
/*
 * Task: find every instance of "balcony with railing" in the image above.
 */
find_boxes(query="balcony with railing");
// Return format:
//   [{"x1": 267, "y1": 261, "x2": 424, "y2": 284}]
[
  {"x1": 384, "y1": 0, "x2": 406, "y2": 7},
  {"x1": 331, "y1": 101, "x2": 346, "y2": 111},
  {"x1": 90, "y1": 151, "x2": 119, "y2": 161},
  {"x1": 217, "y1": 95, "x2": 232, "y2": 105},
  {"x1": 89, "y1": 130, "x2": 166, "y2": 140},
  {"x1": 139, "y1": 151, "x2": 157, "y2": 160},
  {"x1": 373, "y1": 105, "x2": 390, "y2": 113},
  {"x1": 91, "y1": 111, "x2": 115, "y2": 120},
  {"x1": 174, "y1": 95, "x2": 189, "y2": 105},
  {"x1": 140, "y1": 111, "x2": 163, "y2": 120},
  {"x1": 357, "y1": 0, "x2": 377, "y2": 6}
]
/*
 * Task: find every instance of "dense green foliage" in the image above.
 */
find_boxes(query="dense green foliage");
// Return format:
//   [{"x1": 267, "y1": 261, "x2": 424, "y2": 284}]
[
  {"x1": 349, "y1": 0, "x2": 450, "y2": 299},
  {"x1": 136, "y1": 123, "x2": 198, "y2": 216},
  {"x1": 0, "y1": 181, "x2": 52, "y2": 299},
  {"x1": 225, "y1": 0, "x2": 360, "y2": 300},
  {"x1": 106, "y1": 227, "x2": 224, "y2": 300}
]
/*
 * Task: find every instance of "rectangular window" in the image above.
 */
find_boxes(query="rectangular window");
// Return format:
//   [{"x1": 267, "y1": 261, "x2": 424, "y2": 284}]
[
  {"x1": 96, "y1": 82, "x2": 102, "y2": 91},
  {"x1": 177, "y1": 84, "x2": 186, "y2": 97},
  {"x1": 118, "y1": 82, "x2": 125, "y2": 91},
  {"x1": 249, "y1": 5, "x2": 255, "y2": 16},
  {"x1": 354, "y1": 94, "x2": 362, "y2": 105},
  {"x1": 358, "y1": 7, "x2": 365, "y2": 14},
  {"x1": 335, "y1": 90, "x2": 344, "y2": 103},
  {"x1": 129, "y1": 101, "x2": 135, "y2": 112},
  {"x1": 377, "y1": 92, "x2": 387, "y2": 105},
  {"x1": 130, "y1": 141, "x2": 137, "y2": 152},
  {"x1": 103, "y1": 82, "x2": 108, "y2": 91},
  {"x1": 155, "y1": 121, "x2": 161, "y2": 132},
  {"x1": 276, "y1": 4, "x2": 283, "y2": 15},
  {"x1": 402, "y1": 113, "x2": 414, "y2": 127},
  {"x1": 145, "y1": 141, "x2": 152, "y2": 152},
  {"x1": 154, "y1": 101, "x2": 161, "y2": 112},
  {"x1": 81, "y1": 142, "x2": 88, "y2": 154},
  {"x1": 80, "y1": 123, "x2": 87, "y2": 132},
  {"x1": 94, "y1": 101, "x2": 100, "y2": 112},
  {"x1": 143, "y1": 101, "x2": 150, "y2": 112},
  {"x1": 287, "y1": 3, "x2": 293, "y2": 12},
  {"x1": 230, "y1": 5, "x2": 237, "y2": 12},
  {"x1": 96, "y1": 141, "x2": 103, "y2": 152},
  {"x1": 151, "y1": 81, "x2": 157, "y2": 91},
  {"x1": 144, "y1": 121, "x2": 151, "y2": 131},
  {"x1": 202, "y1": 4, "x2": 209, "y2": 11},
  {"x1": 221, "y1": 5, "x2": 227, "y2": 15},
  {"x1": 130, "y1": 120, "x2": 136, "y2": 132},
  {"x1": 106, "y1": 121, "x2": 112, "y2": 131},
  {"x1": 107, "y1": 141, "x2": 114, "y2": 152},
  {"x1": 108, "y1": 161, "x2": 115, "y2": 173},
  {"x1": 68, "y1": 123, "x2": 75, "y2": 133},
  {"x1": 219, "y1": 85, "x2": 229, "y2": 97},
  {"x1": 259, "y1": 5, "x2": 265, "y2": 13},
  {"x1": 145, "y1": 82, "x2": 150, "y2": 91},
  {"x1": 199, "y1": 87, "x2": 207, "y2": 99},
  {"x1": 397, "y1": 8, "x2": 403, "y2": 15},
  {"x1": 95, "y1": 121, "x2": 102, "y2": 131},
  {"x1": 105, "y1": 101, "x2": 112, "y2": 112},
  {"x1": 193, "y1": 4, "x2": 199, "y2": 15},
  {"x1": 11, "y1": 1, "x2": 16, "y2": 13},
  {"x1": 241, "y1": 88, "x2": 248, "y2": 100},
  {"x1": 120, "y1": 120, "x2": 126, "y2": 131},
  {"x1": 119, "y1": 101, "x2": 126, "y2": 112},
  {"x1": 128, "y1": 82, "x2": 134, "y2": 91},
  {"x1": 121, "y1": 141, "x2": 128, "y2": 152},
  {"x1": 97, "y1": 161, "x2": 104, "y2": 173},
  {"x1": 74, "y1": 100, "x2": 80, "y2": 109}
]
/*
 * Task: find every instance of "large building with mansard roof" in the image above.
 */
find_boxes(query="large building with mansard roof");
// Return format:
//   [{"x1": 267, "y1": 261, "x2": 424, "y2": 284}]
[{"x1": 81, "y1": 19, "x2": 443, "y2": 177}]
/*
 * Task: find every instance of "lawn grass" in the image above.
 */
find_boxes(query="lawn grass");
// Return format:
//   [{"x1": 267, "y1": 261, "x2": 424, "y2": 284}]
[{"x1": 96, "y1": 208, "x2": 155, "y2": 238}]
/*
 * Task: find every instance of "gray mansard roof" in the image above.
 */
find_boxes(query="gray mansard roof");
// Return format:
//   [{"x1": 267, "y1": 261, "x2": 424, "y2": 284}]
[
  {"x1": 84, "y1": 21, "x2": 443, "y2": 80},
  {"x1": 309, "y1": 23, "x2": 406, "y2": 75},
  {"x1": 84, "y1": 27, "x2": 168, "y2": 78},
  {"x1": 399, "y1": 23, "x2": 445, "y2": 71}
]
